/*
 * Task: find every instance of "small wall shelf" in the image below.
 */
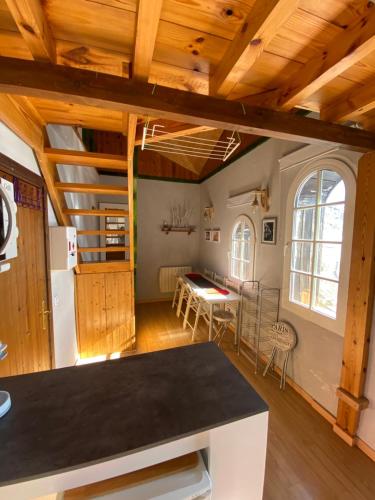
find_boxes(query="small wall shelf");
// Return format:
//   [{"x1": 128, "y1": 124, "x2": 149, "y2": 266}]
[{"x1": 161, "y1": 226, "x2": 196, "y2": 235}]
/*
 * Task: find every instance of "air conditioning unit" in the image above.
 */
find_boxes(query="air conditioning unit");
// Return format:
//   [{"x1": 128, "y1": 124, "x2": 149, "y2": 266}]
[{"x1": 0, "y1": 178, "x2": 18, "y2": 273}]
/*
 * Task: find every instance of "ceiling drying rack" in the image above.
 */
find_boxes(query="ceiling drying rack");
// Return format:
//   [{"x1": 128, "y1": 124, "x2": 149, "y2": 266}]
[{"x1": 141, "y1": 122, "x2": 241, "y2": 162}]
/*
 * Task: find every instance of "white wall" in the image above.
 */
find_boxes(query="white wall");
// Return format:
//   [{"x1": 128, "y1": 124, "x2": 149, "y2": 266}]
[
  {"x1": 0, "y1": 122, "x2": 78, "y2": 368},
  {"x1": 136, "y1": 179, "x2": 200, "y2": 302},
  {"x1": 198, "y1": 138, "x2": 375, "y2": 450}
]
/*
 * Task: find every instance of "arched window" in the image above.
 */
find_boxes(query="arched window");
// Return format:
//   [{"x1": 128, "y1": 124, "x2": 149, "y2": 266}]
[
  {"x1": 283, "y1": 159, "x2": 355, "y2": 334},
  {"x1": 230, "y1": 216, "x2": 255, "y2": 281}
]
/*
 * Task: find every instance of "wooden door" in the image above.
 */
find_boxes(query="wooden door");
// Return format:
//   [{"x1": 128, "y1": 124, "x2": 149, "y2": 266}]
[
  {"x1": 0, "y1": 156, "x2": 52, "y2": 377},
  {"x1": 105, "y1": 271, "x2": 135, "y2": 353},
  {"x1": 76, "y1": 271, "x2": 135, "y2": 358}
]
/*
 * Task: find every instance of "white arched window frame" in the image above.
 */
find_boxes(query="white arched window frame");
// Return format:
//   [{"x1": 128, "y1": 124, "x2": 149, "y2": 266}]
[
  {"x1": 229, "y1": 215, "x2": 256, "y2": 282},
  {"x1": 282, "y1": 158, "x2": 356, "y2": 336}
]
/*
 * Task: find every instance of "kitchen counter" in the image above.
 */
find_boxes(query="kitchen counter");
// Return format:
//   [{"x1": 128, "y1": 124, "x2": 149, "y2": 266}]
[{"x1": 0, "y1": 342, "x2": 268, "y2": 499}]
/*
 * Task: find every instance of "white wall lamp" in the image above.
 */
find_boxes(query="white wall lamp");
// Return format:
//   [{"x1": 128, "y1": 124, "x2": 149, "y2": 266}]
[{"x1": 250, "y1": 187, "x2": 270, "y2": 213}]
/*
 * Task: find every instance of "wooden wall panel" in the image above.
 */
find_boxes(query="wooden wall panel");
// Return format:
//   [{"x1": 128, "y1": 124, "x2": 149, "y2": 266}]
[
  {"x1": 76, "y1": 271, "x2": 135, "y2": 358},
  {"x1": 334, "y1": 151, "x2": 375, "y2": 441},
  {"x1": 76, "y1": 273, "x2": 107, "y2": 358}
]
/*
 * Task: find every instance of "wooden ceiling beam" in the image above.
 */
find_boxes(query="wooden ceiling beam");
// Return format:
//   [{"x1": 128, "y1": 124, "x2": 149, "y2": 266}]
[
  {"x1": 5, "y1": 0, "x2": 56, "y2": 63},
  {"x1": 321, "y1": 80, "x2": 375, "y2": 123},
  {"x1": 210, "y1": 0, "x2": 298, "y2": 97},
  {"x1": 247, "y1": 6, "x2": 375, "y2": 111},
  {"x1": 1, "y1": 57, "x2": 375, "y2": 151},
  {"x1": 133, "y1": 0, "x2": 163, "y2": 82},
  {"x1": 0, "y1": 93, "x2": 44, "y2": 151}
]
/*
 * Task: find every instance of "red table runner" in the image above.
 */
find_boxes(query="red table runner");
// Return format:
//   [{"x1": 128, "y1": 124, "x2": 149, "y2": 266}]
[{"x1": 185, "y1": 273, "x2": 230, "y2": 295}]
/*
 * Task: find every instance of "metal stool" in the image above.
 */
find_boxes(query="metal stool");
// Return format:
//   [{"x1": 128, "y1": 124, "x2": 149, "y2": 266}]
[{"x1": 212, "y1": 309, "x2": 235, "y2": 347}]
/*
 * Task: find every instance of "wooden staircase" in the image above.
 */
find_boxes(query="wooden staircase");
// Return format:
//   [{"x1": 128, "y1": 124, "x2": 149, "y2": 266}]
[
  {"x1": 46, "y1": 147, "x2": 133, "y2": 274},
  {"x1": 46, "y1": 144, "x2": 136, "y2": 356}
]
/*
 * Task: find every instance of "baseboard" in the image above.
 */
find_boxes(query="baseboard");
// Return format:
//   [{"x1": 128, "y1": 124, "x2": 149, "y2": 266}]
[
  {"x1": 239, "y1": 341, "x2": 374, "y2": 462},
  {"x1": 356, "y1": 437, "x2": 375, "y2": 461}
]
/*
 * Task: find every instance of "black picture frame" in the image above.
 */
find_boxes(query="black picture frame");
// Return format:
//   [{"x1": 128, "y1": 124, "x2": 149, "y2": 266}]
[{"x1": 261, "y1": 217, "x2": 277, "y2": 245}]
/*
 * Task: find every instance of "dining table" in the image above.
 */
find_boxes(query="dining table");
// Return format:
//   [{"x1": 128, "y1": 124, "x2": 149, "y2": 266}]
[{"x1": 180, "y1": 273, "x2": 241, "y2": 343}]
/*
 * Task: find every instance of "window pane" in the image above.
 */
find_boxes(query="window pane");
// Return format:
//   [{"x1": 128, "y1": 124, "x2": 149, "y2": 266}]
[
  {"x1": 312, "y1": 278, "x2": 338, "y2": 318},
  {"x1": 291, "y1": 242, "x2": 313, "y2": 273},
  {"x1": 234, "y1": 223, "x2": 242, "y2": 240},
  {"x1": 241, "y1": 260, "x2": 249, "y2": 281},
  {"x1": 317, "y1": 204, "x2": 344, "y2": 242},
  {"x1": 314, "y1": 243, "x2": 341, "y2": 280},
  {"x1": 319, "y1": 170, "x2": 345, "y2": 204},
  {"x1": 293, "y1": 208, "x2": 315, "y2": 240},
  {"x1": 243, "y1": 240, "x2": 250, "y2": 260},
  {"x1": 295, "y1": 172, "x2": 318, "y2": 207},
  {"x1": 289, "y1": 272, "x2": 311, "y2": 307},
  {"x1": 243, "y1": 224, "x2": 251, "y2": 241},
  {"x1": 232, "y1": 240, "x2": 241, "y2": 258},
  {"x1": 232, "y1": 259, "x2": 240, "y2": 279}
]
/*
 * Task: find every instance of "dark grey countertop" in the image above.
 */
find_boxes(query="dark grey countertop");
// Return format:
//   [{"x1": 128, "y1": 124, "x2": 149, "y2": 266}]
[{"x1": 0, "y1": 342, "x2": 268, "y2": 485}]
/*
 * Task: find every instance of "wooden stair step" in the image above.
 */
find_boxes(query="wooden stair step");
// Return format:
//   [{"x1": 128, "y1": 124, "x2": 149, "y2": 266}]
[
  {"x1": 78, "y1": 246, "x2": 129, "y2": 253},
  {"x1": 77, "y1": 229, "x2": 129, "y2": 236},
  {"x1": 55, "y1": 183, "x2": 128, "y2": 195},
  {"x1": 63, "y1": 208, "x2": 129, "y2": 217},
  {"x1": 45, "y1": 148, "x2": 128, "y2": 171}
]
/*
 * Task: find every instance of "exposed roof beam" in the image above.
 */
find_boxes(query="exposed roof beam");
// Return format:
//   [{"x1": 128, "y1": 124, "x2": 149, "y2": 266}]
[
  {"x1": 5, "y1": 0, "x2": 56, "y2": 62},
  {"x1": 0, "y1": 94, "x2": 44, "y2": 150},
  {"x1": 127, "y1": 114, "x2": 138, "y2": 161},
  {"x1": 321, "y1": 80, "x2": 375, "y2": 123},
  {"x1": 0, "y1": 57, "x2": 375, "y2": 151},
  {"x1": 247, "y1": 5, "x2": 375, "y2": 111},
  {"x1": 133, "y1": 0, "x2": 163, "y2": 81},
  {"x1": 210, "y1": 0, "x2": 298, "y2": 97}
]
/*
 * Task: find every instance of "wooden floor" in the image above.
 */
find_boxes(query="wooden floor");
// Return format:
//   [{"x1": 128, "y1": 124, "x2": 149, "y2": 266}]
[{"x1": 136, "y1": 301, "x2": 375, "y2": 500}]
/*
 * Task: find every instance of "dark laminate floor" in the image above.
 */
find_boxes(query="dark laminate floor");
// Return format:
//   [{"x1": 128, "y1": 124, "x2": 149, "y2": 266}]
[{"x1": 136, "y1": 301, "x2": 375, "y2": 500}]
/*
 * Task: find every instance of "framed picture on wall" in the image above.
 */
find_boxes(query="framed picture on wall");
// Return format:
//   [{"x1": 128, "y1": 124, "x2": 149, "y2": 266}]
[
  {"x1": 261, "y1": 217, "x2": 277, "y2": 245},
  {"x1": 204, "y1": 230, "x2": 212, "y2": 241},
  {"x1": 211, "y1": 229, "x2": 221, "y2": 243}
]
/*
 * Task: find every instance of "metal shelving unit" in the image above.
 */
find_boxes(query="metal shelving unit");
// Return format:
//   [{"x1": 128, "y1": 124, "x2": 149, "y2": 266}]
[{"x1": 238, "y1": 280, "x2": 280, "y2": 373}]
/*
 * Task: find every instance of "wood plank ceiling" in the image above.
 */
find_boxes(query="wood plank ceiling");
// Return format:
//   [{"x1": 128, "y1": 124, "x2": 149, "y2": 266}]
[{"x1": 0, "y1": 0, "x2": 375, "y2": 180}]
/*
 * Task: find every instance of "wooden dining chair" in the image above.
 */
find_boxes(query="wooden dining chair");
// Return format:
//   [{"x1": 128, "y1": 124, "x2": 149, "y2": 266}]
[
  {"x1": 214, "y1": 273, "x2": 225, "y2": 285},
  {"x1": 224, "y1": 277, "x2": 242, "y2": 294},
  {"x1": 182, "y1": 285, "x2": 210, "y2": 341},
  {"x1": 176, "y1": 280, "x2": 190, "y2": 318},
  {"x1": 203, "y1": 268, "x2": 214, "y2": 280},
  {"x1": 172, "y1": 276, "x2": 184, "y2": 310}
]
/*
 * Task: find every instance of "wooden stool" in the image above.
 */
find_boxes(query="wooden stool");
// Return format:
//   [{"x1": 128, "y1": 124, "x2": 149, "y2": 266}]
[{"x1": 213, "y1": 309, "x2": 235, "y2": 347}]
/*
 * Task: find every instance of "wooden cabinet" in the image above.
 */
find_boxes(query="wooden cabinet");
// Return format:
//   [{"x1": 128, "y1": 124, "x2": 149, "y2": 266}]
[{"x1": 76, "y1": 271, "x2": 135, "y2": 358}]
